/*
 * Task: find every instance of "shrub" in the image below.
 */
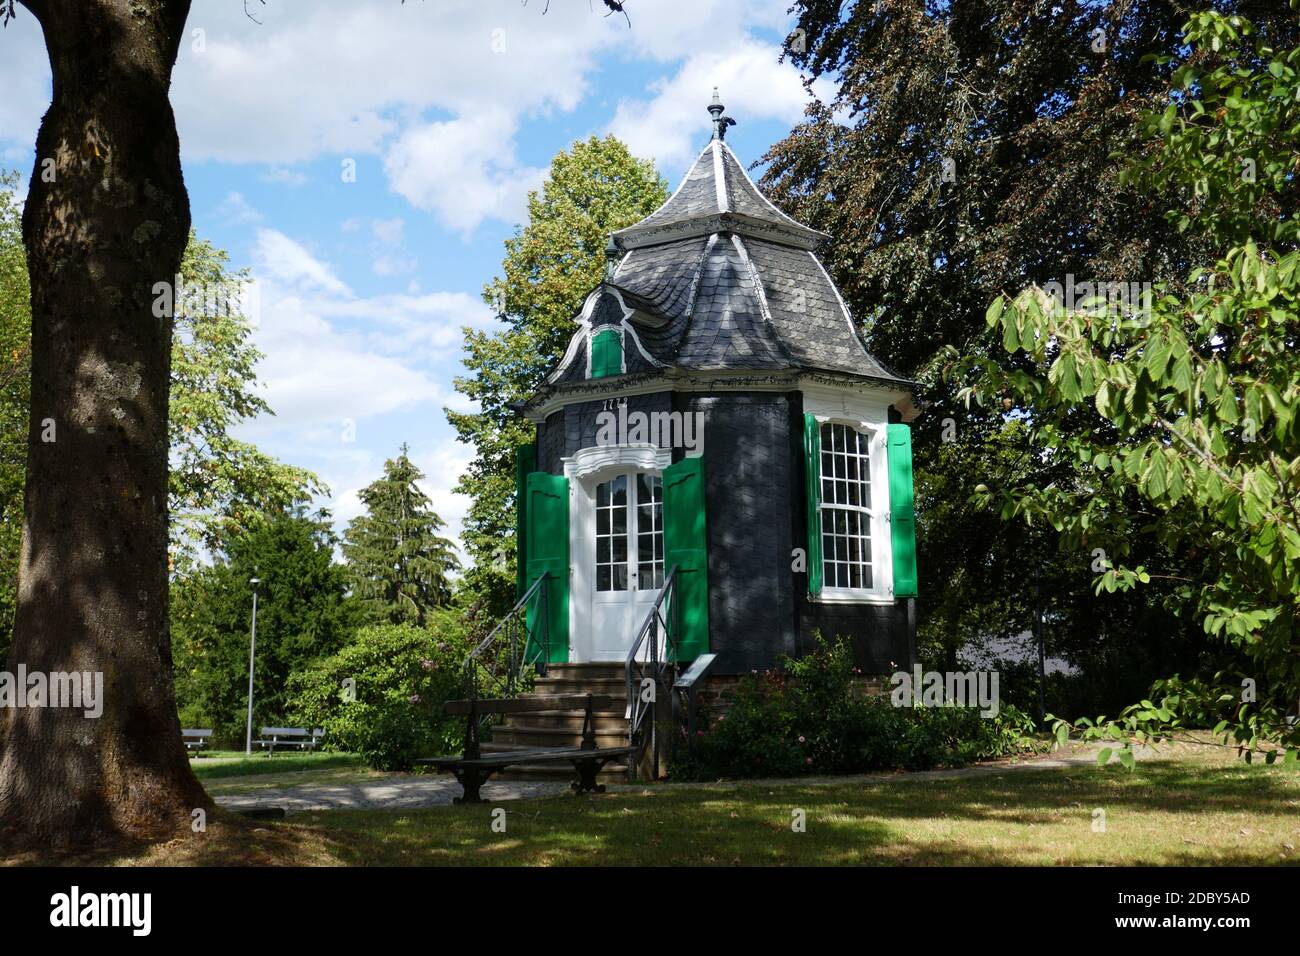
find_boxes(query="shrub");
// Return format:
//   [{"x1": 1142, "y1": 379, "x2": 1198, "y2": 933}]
[
  {"x1": 674, "y1": 635, "x2": 1039, "y2": 781},
  {"x1": 286, "y1": 611, "x2": 471, "y2": 771}
]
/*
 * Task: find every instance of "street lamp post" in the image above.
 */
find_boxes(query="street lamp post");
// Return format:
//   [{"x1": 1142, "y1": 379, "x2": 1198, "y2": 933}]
[{"x1": 245, "y1": 577, "x2": 261, "y2": 755}]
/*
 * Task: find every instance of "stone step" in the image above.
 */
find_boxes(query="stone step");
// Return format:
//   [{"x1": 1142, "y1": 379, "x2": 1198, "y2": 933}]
[
  {"x1": 542, "y1": 662, "x2": 628, "y2": 681},
  {"x1": 531, "y1": 676, "x2": 628, "y2": 696}
]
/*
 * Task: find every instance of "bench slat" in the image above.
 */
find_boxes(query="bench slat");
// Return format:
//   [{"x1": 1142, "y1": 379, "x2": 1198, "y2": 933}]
[
  {"x1": 259, "y1": 727, "x2": 323, "y2": 736},
  {"x1": 417, "y1": 745, "x2": 633, "y2": 770}
]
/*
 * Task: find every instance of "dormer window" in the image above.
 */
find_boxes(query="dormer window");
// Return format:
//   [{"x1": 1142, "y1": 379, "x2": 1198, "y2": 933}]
[{"x1": 590, "y1": 328, "x2": 623, "y2": 378}]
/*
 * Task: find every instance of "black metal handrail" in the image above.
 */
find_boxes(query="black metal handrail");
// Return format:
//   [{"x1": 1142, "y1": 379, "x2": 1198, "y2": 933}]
[
  {"x1": 464, "y1": 572, "x2": 550, "y2": 703},
  {"x1": 624, "y1": 565, "x2": 679, "y2": 781}
]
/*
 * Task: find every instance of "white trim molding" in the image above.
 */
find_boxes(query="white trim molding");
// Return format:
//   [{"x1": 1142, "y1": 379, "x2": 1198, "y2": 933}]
[
  {"x1": 564, "y1": 443, "x2": 672, "y2": 483},
  {"x1": 526, "y1": 368, "x2": 913, "y2": 423}
]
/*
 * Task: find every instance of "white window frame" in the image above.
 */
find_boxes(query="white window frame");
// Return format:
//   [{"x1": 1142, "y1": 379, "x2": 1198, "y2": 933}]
[{"x1": 803, "y1": 385, "x2": 895, "y2": 605}]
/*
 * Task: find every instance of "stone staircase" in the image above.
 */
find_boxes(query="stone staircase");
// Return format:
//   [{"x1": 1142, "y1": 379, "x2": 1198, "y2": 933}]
[{"x1": 481, "y1": 662, "x2": 632, "y2": 781}]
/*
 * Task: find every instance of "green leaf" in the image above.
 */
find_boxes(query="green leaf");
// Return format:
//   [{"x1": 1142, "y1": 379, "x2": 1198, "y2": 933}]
[{"x1": 986, "y1": 296, "x2": 1006, "y2": 329}]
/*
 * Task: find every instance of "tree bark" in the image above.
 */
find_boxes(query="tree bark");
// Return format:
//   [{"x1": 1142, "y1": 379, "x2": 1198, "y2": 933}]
[{"x1": 0, "y1": 0, "x2": 208, "y2": 849}]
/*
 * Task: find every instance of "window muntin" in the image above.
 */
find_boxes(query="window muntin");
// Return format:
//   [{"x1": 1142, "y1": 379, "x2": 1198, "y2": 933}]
[
  {"x1": 596, "y1": 475, "x2": 628, "y2": 591},
  {"x1": 595, "y1": 472, "x2": 663, "y2": 593},
  {"x1": 635, "y1": 472, "x2": 664, "y2": 590},
  {"x1": 819, "y1": 422, "x2": 874, "y2": 591}
]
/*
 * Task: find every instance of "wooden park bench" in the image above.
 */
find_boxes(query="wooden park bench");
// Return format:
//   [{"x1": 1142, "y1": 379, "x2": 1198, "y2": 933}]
[
  {"x1": 418, "y1": 694, "x2": 634, "y2": 804},
  {"x1": 182, "y1": 728, "x2": 213, "y2": 755},
  {"x1": 255, "y1": 726, "x2": 324, "y2": 753}
]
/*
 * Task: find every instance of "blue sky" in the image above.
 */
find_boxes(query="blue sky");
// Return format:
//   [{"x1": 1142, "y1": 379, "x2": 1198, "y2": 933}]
[{"x1": 0, "y1": 0, "x2": 828, "y2": 557}]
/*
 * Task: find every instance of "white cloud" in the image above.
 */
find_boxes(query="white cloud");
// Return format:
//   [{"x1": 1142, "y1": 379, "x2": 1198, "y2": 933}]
[
  {"x1": 170, "y1": 1, "x2": 611, "y2": 164},
  {"x1": 253, "y1": 229, "x2": 350, "y2": 296},
  {"x1": 241, "y1": 229, "x2": 490, "y2": 440},
  {"x1": 250, "y1": 290, "x2": 441, "y2": 428},
  {"x1": 260, "y1": 166, "x2": 309, "y2": 187},
  {"x1": 367, "y1": 217, "x2": 416, "y2": 275},
  {"x1": 216, "y1": 190, "x2": 263, "y2": 225},
  {"x1": 318, "y1": 288, "x2": 498, "y2": 365},
  {"x1": 371, "y1": 217, "x2": 404, "y2": 246},
  {"x1": 384, "y1": 108, "x2": 545, "y2": 233},
  {"x1": 608, "y1": 38, "x2": 828, "y2": 170}
]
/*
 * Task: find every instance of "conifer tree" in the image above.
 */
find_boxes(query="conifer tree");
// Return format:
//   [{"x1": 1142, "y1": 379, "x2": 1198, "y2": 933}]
[{"x1": 343, "y1": 445, "x2": 459, "y2": 626}]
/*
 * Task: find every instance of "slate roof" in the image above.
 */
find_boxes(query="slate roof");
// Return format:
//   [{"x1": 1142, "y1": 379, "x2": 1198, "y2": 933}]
[
  {"x1": 536, "y1": 113, "x2": 910, "y2": 395},
  {"x1": 612, "y1": 140, "x2": 826, "y2": 251}
]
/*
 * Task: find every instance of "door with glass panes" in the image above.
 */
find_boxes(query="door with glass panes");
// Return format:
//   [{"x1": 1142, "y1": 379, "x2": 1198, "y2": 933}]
[{"x1": 590, "y1": 471, "x2": 664, "y2": 659}]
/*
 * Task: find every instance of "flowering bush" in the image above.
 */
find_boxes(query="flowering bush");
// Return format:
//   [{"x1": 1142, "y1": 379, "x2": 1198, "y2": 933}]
[
  {"x1": 674, "y1": 635, "x2": 1038, "y2": 780},
  {"x1": 286, "y1": 611, "x2": 471, "y2": 770}
]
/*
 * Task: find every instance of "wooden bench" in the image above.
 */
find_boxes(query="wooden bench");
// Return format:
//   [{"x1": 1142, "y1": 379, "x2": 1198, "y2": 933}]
[
  {"x1": 418, "y1": 694, "x2": 633, "y2": 804},
  {"x1": 182, "y1": 728, "x2": 213, "y2": 755},
  {"x1": 255, "y1": 726, "x2": 324, "y2": 753}
]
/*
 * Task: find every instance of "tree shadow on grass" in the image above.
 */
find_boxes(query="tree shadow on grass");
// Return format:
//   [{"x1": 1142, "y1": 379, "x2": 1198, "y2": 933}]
[
  {"x1": 294, "y1": 759, "x2": 1300, "y2": 867},
  {"x1": 17, "y1": 756, "x2": 1299, "y2": 866}
]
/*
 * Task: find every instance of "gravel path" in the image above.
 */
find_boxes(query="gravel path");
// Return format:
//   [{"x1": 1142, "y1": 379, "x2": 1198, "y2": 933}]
[
  {"x1": 215, "y1": 775, "x2": 575, "y2": 812},
  {"x1": 214, "y1": 746, "x2": 1140, "y2": 815}
]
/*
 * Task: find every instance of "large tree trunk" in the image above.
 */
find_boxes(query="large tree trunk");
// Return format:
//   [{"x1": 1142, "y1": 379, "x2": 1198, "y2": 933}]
[{"x1": 0, "y1": 0, "x2": 208, "y2": 849}]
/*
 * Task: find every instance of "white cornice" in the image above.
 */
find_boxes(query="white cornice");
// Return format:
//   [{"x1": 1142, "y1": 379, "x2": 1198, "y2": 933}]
[
  {"x1": 563, "y1": 443, "x2": 672, "y2": 482},
  {"x1": 524, "y1": 369, "x2": 914, "y2": 423}
]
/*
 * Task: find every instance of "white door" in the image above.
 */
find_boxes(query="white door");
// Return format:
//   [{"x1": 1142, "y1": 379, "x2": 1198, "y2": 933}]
[{"x1": 590, "y1": 471, "x2": 664, "y2": 660}]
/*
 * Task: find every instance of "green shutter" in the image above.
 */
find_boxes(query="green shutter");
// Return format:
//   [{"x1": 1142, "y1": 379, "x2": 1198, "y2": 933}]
[
  {"x1": 662, "y1": 456, "x2": 708, "y2": 662},
  {"x1": 514, "y1": 443, "x2": 536, "y2": 598},
  {"x1": 887, "y1": 423, "x2": 918, "y2": 598},
  {"x1": 803, "y1": 413, "x2": 823, "y2": 597},
  {"x1": 524, "y1": 471, "x2": 569, "y2": 663},
  {"x1": 590, "y1": 328, "x2": 622, "y2": 378}
]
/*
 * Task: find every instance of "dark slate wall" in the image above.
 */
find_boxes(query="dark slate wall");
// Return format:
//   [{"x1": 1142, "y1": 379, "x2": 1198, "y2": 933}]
[
  {"x1": 535, "y1": 392, "x2": 676, "y2": 471},
  {"x1": 537, "y1": 411, "x2": 565, "y2": 476},
  {"x1": 530, "y1": 387, "x2": 913, "y2": 676},
  {"x1": 686, "y1": 392, "x2": 798, "y2": 673},
  {"x1": 799, "y1": 600, "x2": 913, "y2": 674}
]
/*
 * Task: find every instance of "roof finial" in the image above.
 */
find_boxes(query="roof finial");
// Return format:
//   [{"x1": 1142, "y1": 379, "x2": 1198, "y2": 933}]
[
  {"x1": 604, "y1": 234, "x2": 621, "y2": 280},
  {"x1": 708, "y1": 87, "x2": 736, "y2": 141}
]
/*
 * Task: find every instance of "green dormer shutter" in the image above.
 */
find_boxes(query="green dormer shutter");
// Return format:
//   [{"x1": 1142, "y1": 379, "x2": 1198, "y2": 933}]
[
  {"x1": 802, "y1": 412, "x2": 823, "y2": 596},
  {"x1": 887, "y1": 423, "x2": 918, "y2": 598},
  {"x1": 590, "y1": 328, "x2": 623, "y2": 378}
]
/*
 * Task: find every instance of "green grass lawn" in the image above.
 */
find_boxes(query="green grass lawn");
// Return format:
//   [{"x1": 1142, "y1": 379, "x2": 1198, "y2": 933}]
[
  {"x1": 190, "y1": 750, "x2": 367, "y2": 781},
  {"x1": 126, "y1": 739, "x2": 1300, "y2": 866}
]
